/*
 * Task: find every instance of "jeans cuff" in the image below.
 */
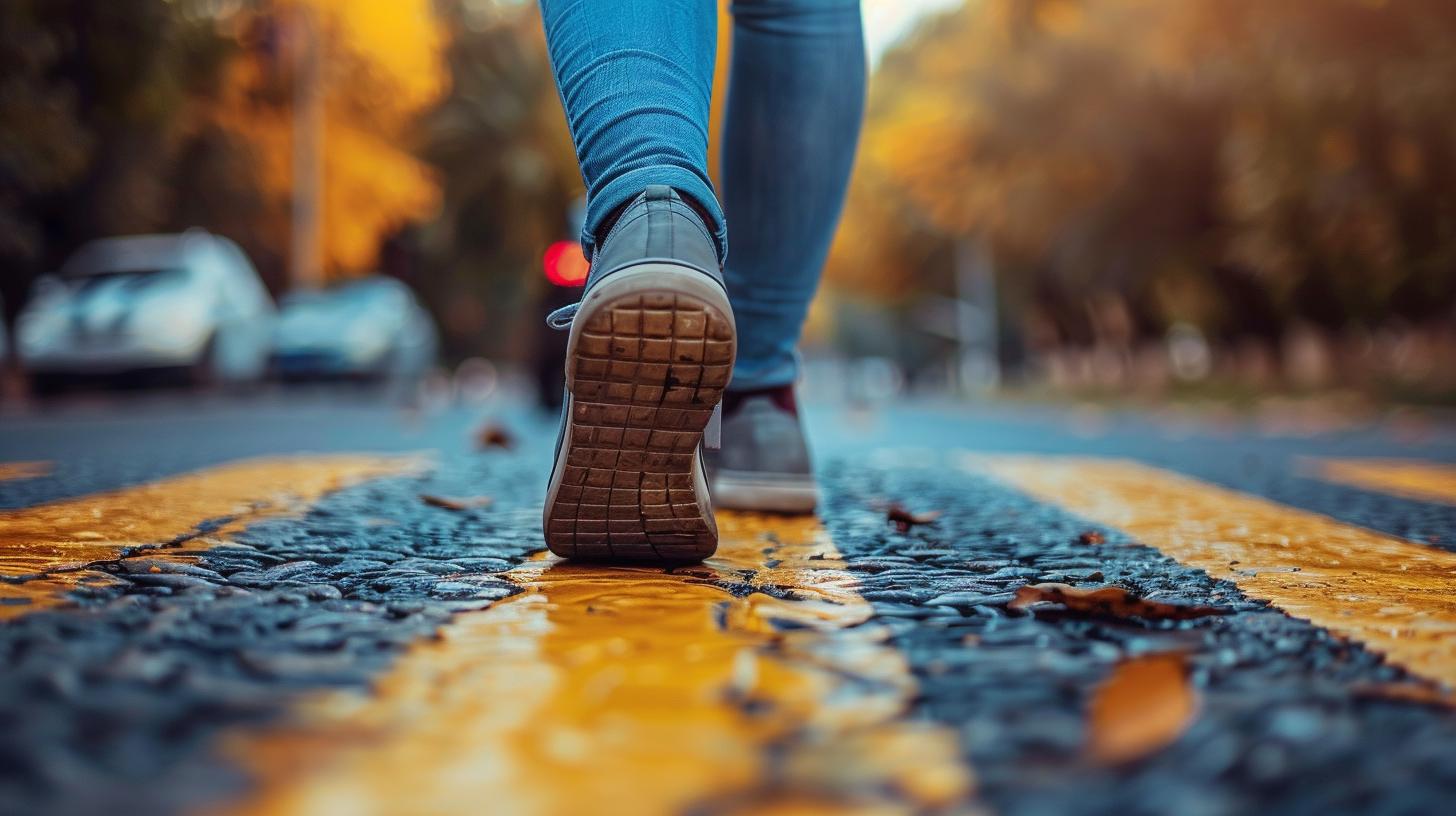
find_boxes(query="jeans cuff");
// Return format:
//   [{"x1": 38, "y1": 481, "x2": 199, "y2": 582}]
[
  {"x1": 728, "y1": 353, "x2": 800, "y2": 392},
  {"x1": 581, "y1": 166, "x2": 728, "y2": 263}
]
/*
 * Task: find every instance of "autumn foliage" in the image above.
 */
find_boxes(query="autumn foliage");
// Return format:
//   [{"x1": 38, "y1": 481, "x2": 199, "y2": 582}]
[
  {"x1": 5, "y1": 0, "x2": 1455, "y2": 382},
  {"x1": 830, "y1": 0, "x2": 1456, "y2": 386}
]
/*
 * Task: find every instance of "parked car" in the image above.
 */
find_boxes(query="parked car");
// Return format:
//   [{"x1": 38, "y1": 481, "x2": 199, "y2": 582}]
[
  {"x1": 17, "y1": 230, "x2": 275, "y2": 388},
  {"x1": 270, "y1": 276, "x2": 437, "y2": 384}
]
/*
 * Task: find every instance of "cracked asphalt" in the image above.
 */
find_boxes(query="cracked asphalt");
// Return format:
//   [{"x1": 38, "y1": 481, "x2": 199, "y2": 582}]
[{"x1": 2, "y1": 389, "x2": 1455, "y2": 816}]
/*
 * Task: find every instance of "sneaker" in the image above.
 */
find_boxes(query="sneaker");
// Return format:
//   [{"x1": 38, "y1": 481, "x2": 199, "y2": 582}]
[
  {"x1": 542, "y1": 185, "x2": 736, "y2": 563},
  {"x1": 707, "y1": 386, "x2": 818, "y2": 514}
]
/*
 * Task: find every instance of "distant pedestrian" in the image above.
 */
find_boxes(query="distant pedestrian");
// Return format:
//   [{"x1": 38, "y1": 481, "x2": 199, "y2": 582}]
[{"x1": 539, "y1": 0, "x2": 865, "y2": 561}]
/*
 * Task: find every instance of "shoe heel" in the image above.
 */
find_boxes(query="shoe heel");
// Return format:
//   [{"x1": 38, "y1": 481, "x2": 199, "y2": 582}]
[{"x1": 544, "y1": 264, "x2": 735, "y2": 563}]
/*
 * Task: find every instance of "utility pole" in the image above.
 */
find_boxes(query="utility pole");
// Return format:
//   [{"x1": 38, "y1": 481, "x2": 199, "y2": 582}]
[
  {"x1": 289, "y1": 4, "x2": 324, "y2": 290},
  {"x1": 954, "y1": 236, "x2": 1000, "y2": 394}
]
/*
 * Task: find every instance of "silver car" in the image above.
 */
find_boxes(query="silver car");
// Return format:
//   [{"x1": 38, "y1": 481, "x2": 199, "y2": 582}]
[
  {"x1": 270, "y1": 276, "x2": 438, "y2": 384},
  {"x1": 17, "y1": 230, "x2": 275, "y2": 386}
]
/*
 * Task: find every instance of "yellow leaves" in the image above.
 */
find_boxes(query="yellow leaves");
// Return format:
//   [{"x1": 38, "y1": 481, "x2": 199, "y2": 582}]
[
  {"x1": 313, "y1": 0, "x2": 445, "y2": 111},
  {"x1": 861, "y1": 96, "x2": 983, "y2": 237},
  {"x1": 1033, "y1": 0, "x2": 1083, "y2": 36},
  {"x1": 1354, "y1": 681, "x2": 1456, "y2": 710},
  {"x1": 883, "y1": 503, "x2": 942, "y2": 532},
  {"x1": 1008, "y1": 583, "x2": 1232, "y2": 621},
  {"x1": 319, "y1": 122, "x2": 440, "y2": 274},
  {"x1": 1086, "y1": 653, "x2": 1200, "y2": 764},
  {"x1": 836, "y1": 0, "x2": 1133, "y2": 264},
  {"x1": 474, "y1": 422, "x2": 517, "y2": 451},
  {"x1": 418, "y1": 494, "x2": 493, "y2": 511},
  {"x1": 208, "y1": 0, "x2": 446, "y2": 279},
  {"x1": 307, "y1": 0, "x2": 446, "y2": 278}
]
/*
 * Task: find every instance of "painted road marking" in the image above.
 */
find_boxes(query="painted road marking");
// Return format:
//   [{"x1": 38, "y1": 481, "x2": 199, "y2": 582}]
[
  {"x1": 0, "y1": 455, "x2": 420, "y2": 619},
  {"x1": 222, "y1": 513, "x2": 975, "y2": 815},
  {"x1": 1309, "y1": 458, "x2": 1456, "y2": 507},
  {"x1": 0, "y1": 460, "x2": 52, "y2": 482},
  {"x1": 968, "y1": 455, "x2": 1456, "y2": 687}
]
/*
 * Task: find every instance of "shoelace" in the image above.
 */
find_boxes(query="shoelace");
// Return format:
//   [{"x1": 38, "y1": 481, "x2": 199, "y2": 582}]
[{"x1": 545, "y1": 303, "x2": 579, "y2": 330}]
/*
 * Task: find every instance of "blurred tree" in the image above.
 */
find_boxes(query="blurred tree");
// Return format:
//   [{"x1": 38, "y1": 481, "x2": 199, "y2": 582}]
[
  {"x1": 0, "y1": 0, "x2": 581, "y2": 371},
  {"x1": 200, "y1": 0, "x2": 448, "y2": 289},
  {"x1": 0, "y1": 0, "x2": 231, "y2": 360},
  {"x1": 417, "y1": 0, "x2": 581, "y2": 361},
  {"x1": 829, "y1": 0, "x2": 1456, "y2": 378}
]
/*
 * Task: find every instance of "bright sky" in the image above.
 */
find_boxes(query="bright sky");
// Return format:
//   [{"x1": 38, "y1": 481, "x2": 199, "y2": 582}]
[{"x1": 862, "y1": 0, "x2": 964, "y2": 64}]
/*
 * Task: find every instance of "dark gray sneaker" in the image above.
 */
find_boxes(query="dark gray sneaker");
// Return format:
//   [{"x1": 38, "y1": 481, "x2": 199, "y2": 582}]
[
  {"x1": 708, "y1": 386, "x2": 818, "y2": 514},
  {"x1": 542, "y1": 185, "x2": 736, "y2": 563}
]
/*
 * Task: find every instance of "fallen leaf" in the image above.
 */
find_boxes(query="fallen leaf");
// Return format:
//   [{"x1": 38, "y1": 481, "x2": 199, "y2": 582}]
[
  {"x1": 1077, "y1": 530, "x2": 1105, "y2": 545},
  {"x1": 1007, "y1": 583, "x2": 1231, "y2": 621},
  {"x1": 886, "y1": 503, "x2": 941, "y2": 532},
  {"x1": 420, "y1": 494, "x2": 493, "y2": 511},
  {"x1": 1087, "y1": 653, "x2": 1199, "y2": 764},
  {"x1": 475, "y1": 423, "x2": 516, "y2": 450},
  {"x1": 1353, "y1": 681, "x2": 1456, "y2": 710}
]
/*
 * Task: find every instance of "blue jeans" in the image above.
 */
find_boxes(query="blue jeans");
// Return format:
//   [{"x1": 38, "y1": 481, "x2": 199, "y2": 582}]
[{"x1": 540, "y1": 0, "x2": 866, "y2": 391}]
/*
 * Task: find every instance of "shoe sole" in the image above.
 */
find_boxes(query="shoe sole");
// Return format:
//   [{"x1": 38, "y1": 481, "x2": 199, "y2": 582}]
[
  {"x1": 711, "y1": 471, "x2": 818, "y2": 514},
  {"x1": 543, "y1": 263, "x2": 736, "y2": 563}
]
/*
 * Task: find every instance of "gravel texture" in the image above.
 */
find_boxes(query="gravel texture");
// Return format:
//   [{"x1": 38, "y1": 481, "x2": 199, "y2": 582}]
[
  {"x1": 0, "y1": 453, "x2": 542, "y2": 815},
  {"x1": 2, "y1": 396, "x2": 1455, "y2": 815},
  {"x1": 821, "y1": 459, "x2": 1456, "y2": 816}
]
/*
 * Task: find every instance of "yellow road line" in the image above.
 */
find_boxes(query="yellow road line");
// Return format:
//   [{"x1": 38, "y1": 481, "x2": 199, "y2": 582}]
[
  {"x1": 1309, "y1": 458, "x2": 1456, "y2": 507},
  {"x1": 0, "y1": 455, "x2": 420, "y2": 619},
  {"x1": 969, "y1": 455, "x2": 1456, "y2": 687},
  {"x1": 221, "y1": 513, "x2": 975, "y2": 816},
  {"x1": 0, "y1": 460, "x2": 52, "y2": 481}
]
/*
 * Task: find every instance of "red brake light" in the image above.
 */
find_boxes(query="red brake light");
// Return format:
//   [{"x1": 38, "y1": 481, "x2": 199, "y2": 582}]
[{"x1": 544, "y1": 241, "x2": 589, "y2": 287}]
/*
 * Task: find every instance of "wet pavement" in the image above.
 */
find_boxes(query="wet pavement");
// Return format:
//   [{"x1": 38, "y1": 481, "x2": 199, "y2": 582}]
[{"x1": 2, "y1": 389, "x2": 1455, "y2": 815}]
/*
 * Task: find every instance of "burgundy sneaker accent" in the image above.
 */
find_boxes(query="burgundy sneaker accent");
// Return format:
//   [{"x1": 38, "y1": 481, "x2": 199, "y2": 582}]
[
  {"x1": 707, "y1": 385, "x2": 816, "y2": 514},
  {"x1": 724, "y1": 385, "x2": 798, "y2": 418}
]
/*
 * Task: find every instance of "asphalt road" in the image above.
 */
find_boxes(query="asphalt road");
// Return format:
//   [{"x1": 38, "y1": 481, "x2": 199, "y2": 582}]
[{"x1": 2, "y1": 387, "x2": 1455, "y2": 816}]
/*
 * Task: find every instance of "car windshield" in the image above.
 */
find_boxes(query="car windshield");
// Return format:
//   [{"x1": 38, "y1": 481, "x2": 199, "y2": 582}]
[
  {"x1": 282, "y1": 283, "x2": 401, "y2": 318},
  {"x1": 64, "y1": 268, "x2": 187, "y2": 295}
]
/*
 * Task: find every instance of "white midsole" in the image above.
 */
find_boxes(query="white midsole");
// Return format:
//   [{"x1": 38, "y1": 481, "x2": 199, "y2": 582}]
[
  {"x1": 542, "y1": 262, "x2": 734, "y2": 553},
  {"x1": 711, "y1": 471, "x2": 818, "y2": 513}
]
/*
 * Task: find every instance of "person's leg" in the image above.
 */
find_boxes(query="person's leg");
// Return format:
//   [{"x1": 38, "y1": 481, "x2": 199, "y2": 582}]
[
  {"x1": 708, "y1": 0, "x2": 864, "y2": 513},
  {"x1": 720, "y1": 0, "x2": 866, "y2": 390},
  {"x1": 538, "y1": 0, "x2": 736, "y2": 562},
  {"x1": 539, "y1": 0, "x2": 726, "y2": 260}
]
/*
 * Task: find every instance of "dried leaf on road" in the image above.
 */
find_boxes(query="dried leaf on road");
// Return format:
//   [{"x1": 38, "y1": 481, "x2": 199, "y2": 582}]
[
  {"x1": 1008, "y1": 583, "x2": 1231, "y2": 620},
  {"x1": 1088, "y1": 653, "x2": 1199, "y2": 764},
  {"x1": 886, "y1": 504, "x2": 941, "y2": 532},
  {"x1": 1353, "y1": 681, "x2": 1456, "y2": 710},
  {"x1": 475, "y1": 423, "x2": 516, "y2": 450},
  {"x1": 420, "y1": 494, "x2": 493, "y2": 511}
]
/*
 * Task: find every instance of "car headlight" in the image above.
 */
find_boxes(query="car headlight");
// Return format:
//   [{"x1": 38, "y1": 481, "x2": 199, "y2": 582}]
[
  {"x1": 140, "y1": 307, "x2": 210, "y2": 353},
  {"x1": 17, "y1": 309, "x2": 66, "y2": 353},
  {"x1": 343, "y1": 322, "x2": 390, "y2": 362}
]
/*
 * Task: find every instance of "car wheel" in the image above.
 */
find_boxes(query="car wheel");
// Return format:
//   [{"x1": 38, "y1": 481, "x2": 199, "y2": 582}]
[
  {"x1": 31, "y1": 372, "x2": 71, "y2": 397},
  {"x1": 190, "y1": 335, "x2": 219, "y2": 389}
]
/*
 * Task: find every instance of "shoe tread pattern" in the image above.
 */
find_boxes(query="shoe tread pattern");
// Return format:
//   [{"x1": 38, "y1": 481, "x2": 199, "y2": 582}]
[{"x1": 547, "y1": 289, "x2": 733, "y2": 562}]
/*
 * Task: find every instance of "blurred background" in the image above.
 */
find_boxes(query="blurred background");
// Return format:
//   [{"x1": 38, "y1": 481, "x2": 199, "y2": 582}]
[{"x1": 2, "y1": 0, "x2": 1454, "y2": 410}]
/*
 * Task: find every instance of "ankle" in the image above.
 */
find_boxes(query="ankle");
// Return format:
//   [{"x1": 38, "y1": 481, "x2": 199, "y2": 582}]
[
  {"x1": 592, "y1": 186, "x2": 719, "y2": 251},
  {"x1": 724, "y1": 384, "x2": 798, "y2": 418}
]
